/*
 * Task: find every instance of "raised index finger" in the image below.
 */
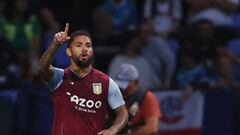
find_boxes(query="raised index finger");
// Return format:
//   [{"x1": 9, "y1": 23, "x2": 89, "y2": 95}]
[{"x1": 64, "y1": 23, "x2": 69, "y2": 35}]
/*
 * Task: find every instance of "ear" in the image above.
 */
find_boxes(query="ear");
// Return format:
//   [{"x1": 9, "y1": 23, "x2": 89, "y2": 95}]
[{"x1": 66, "y1": 47, "x2": 72, "y2": 57}]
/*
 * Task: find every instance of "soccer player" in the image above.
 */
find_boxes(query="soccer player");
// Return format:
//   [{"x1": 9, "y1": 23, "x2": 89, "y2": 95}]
[{"x1": 38, "y1": 23, "x2": 128, "y2": 135}]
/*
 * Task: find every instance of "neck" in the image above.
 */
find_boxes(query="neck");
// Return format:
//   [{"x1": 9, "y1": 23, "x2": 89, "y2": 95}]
[
  {"x1": 125, "y1": 50, "x2": 138, "y2": 57},
  {"x1": 70, "y1": 62, "x2": 92, "y2": 78}
]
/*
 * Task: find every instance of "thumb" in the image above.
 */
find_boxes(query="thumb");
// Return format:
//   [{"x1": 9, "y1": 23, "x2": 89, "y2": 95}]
[{"x1": 66, "y1": 36, "x2": 70, "y2": 40}]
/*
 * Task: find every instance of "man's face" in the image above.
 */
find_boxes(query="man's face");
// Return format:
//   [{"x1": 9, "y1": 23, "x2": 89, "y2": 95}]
[
  {"x1": 122, "y1": 80, "x2": 138, "y2": 98},
  {"x1": 16, "y1": 0, "x2": 28, "y2": 13},
  {"x1": 138, "y1": 23, "x2": 152, "y2": 45},
  {"x1": 68, "y1": 35, "x2": 94, "y2": 68},
  {"x1": 196, "y1": 23, "x2": 214, "y2": 41}
]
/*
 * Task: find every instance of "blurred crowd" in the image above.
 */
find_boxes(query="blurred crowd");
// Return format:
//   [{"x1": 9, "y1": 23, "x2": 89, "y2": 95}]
[
  {"x1": 0, "y1": 0, "x2": 240, "y2": 134},
  {"x1": 0, "y1": 0, "x2": 240, "y2": 91}
]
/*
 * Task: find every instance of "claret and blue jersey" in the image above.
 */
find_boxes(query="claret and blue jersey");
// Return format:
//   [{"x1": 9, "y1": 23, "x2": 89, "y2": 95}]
[{"x1": 46, "y1": 67, "x2": 125, "y2": 135}]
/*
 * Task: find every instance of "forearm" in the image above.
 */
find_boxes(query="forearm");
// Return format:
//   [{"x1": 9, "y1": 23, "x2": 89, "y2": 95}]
[
  {"x1": 128, "y1": 116, "x2": 159, "y2": 135},
  {"x1": 37, "y1": 23, "x2": 69, "y2": 81},
  {"x1": 128, "y1": 125, "x2": 157, "y2": 135},
  {"x1": 38, "y1": 42, "x2": 59, "y2": 74},
  {"x1": 109, "y1": 106, "x2": 129, "y2": 134}
]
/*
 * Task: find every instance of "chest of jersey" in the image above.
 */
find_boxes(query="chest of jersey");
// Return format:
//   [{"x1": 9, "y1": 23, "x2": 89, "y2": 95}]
[
  {"x1": 53, "y1": 69, "x2": 109, "y2": 114},
  {"x1": 51, "y1": 68, "x2": 110, "y2": 135}
]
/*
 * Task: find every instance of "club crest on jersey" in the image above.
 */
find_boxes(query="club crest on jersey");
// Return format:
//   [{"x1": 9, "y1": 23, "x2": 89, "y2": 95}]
[{"x1": 92, "y1": 83, "x2": 102, "y2": 95}]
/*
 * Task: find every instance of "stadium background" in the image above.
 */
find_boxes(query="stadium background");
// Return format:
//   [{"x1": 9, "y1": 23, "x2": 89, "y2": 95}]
[{"x1": 0, "y1": 0, "x2": 240, "y2": 135}]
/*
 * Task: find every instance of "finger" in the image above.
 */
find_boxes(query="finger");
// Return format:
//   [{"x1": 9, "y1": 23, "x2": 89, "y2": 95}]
[
  {"x1": 55, "y1": 33, "x2": 61, "y2": 41},
  {"x1": 60, "y1": 32, "x2": 66, "y2": 41},
  {"x1": 66, "y1": 36, "x2": 70, "y2": 40},
  {"x1": 64, "y1": 23, "x2": 69, "y2": 35},
  {"x1": 55, "y1": 37, "x2": 62, "y2": 43},
  {"x1": 55, "y1": 33, "x2": 63, "y2": 43}
]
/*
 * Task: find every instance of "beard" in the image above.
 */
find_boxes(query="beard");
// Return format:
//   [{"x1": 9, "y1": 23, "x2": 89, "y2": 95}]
[{"x1": 73, "y1": 53, "x2": 94, "y2": 68}]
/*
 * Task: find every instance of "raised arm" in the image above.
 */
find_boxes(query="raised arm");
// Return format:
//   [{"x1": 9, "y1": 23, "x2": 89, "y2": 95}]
[{"x1": 38, "y1": 23, "x2": 70, "y2": 82}]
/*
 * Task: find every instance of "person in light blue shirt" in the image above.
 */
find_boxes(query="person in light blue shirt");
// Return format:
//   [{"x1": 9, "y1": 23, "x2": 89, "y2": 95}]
[{"x1": 102, "y1": 0, "x2": 138, "y2": 35}]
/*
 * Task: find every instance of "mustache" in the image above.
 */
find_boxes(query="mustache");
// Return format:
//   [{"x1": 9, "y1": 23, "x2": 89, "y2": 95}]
[{"x1": 73, "y1": 53, "x2": 94, "y2": 68}]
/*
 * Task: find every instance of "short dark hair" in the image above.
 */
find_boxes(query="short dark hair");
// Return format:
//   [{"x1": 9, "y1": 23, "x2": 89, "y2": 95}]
[{"x1": 67, "y1": 30, "x2": 92, "y2": 48}]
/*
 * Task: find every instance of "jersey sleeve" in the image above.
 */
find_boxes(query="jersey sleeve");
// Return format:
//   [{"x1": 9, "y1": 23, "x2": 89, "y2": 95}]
[
  {"x1": 141, "y1": 91, "x2": 161, "y2": 118},
  {"x1": 108, "y1": 78, "x2": 125, "y2": 109},
  {"x1": 46, "y1": 67, "x2": 64, "y2": 91}
]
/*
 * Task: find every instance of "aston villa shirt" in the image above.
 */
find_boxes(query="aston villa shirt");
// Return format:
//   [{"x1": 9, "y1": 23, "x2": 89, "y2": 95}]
[{"x1": 46, "y1": 67, "x2": 125, "y2": 135}]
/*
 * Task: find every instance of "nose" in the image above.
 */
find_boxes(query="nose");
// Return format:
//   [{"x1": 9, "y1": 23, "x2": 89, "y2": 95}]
[{"x1": 81, "y1": 45, "x2": 88, "y2": 52}]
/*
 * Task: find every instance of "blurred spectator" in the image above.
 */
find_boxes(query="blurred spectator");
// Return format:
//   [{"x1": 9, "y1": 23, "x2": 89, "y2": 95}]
[
  {"x1": 228, "y1": 38, "x2": 240, "y2": 83},
  {"x1": 114, "y1": 64, "x2": 161, "y2": 135},
  {"x1": 91, "y1": 8, "x2": 121, "y2": 73},
  {"x1": 134, "y1": 20, "x2": 176, "y2": 89},
  {"x1": 37, "y1": 0, "x2": 104, "y2": 68},
  {"x1": 187, "y1": 0, "x2": 239, "y2": 26},
  {"x1": 0, "y1": 0, "x2": 5, "y2": 16},
  {"x1": 176, "y1": 50, "x2": 208, "y2": 89},
  {"x1": 186, "y1": 19, "x2": 217, "y2": 63},
  {"x1": 142, "y1": 0, "x2": 182, "y2": 37},
  {"x1": 215, "y1": 45, "x2": 240, "y2": 89},
  {"x1": 0, "y1": 0, "x2": 41, "y2": 81},
  {"x1": 100, "y1": 0, "x2": 138, "y2": 36},
  {"x1": 0, "y1": 36, "x2": 20, "y2": 88},
  {"x1": 36, "y1": 0, "x2": 103, "y2": 32},
  {"x1": 92, "y1": 8, "x2": 113, "y2": 46},
  {"x1": 26, "y1": 0, "x2": 60, "y2": 33},
  {"x1": 178, "y1": 19, "x2": 240, "y2": 90},
  {"x1": 108, "y1": 33, "x2": 161, "y2": 90},
  {"x1": 176, "y1": 48, "x2": 238, "y2": 91}
]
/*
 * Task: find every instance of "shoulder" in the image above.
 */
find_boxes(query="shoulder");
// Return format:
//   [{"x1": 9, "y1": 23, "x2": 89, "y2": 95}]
[
  {"x1": 111, "y1": 55, "x2": 125, "y2": 62},
  {"x1": 93, "y1": 68, "x2": 108, "y2": 77},
  {"x1": 93, "y1": 68, "x2": 110, "y2": 81},
  {"x1": 151, "y1": 36, "x2": 167, "y2": 45},
  {"x1": 140, "y1": 91, "x2": 161, "y2": 117},
  {"x1": 108, "y1": 77, "x2": 119, "y2": 89},
  {"x1": 62, "y1": 67, "x2": 71, "y2": 77},
  {"x1": 138, "y1": 56, "x2": 150, "y2": 64},
  {"x1": 145, "y1": 91, "x2": 157, "y2": 98},
  {"x1": 143, "y1": 91, "x2": 159, "y2": 105}
]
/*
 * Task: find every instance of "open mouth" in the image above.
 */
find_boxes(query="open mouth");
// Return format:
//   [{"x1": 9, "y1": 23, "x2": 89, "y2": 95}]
[{"x1": 81, "y1": 54, "x2": 88, "y2": 60}]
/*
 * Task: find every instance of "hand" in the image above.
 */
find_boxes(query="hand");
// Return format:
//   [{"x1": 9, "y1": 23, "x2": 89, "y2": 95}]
[
  {"x1": 97, "y1": 128, "x2": 118, "y2": 135},
  {"x1": 53, "y1": 23, "x2": 70, "y2": 45}
]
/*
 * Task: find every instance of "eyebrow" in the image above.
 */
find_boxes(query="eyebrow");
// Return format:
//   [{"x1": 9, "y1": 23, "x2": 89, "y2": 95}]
[{"x1": 74, "y1": 41, "x2": 92, "y2": 44}]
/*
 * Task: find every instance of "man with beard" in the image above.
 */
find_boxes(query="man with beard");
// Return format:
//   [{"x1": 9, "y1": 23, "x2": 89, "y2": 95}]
[{"x1": 38, "y1": 23, "x2": 128, "y2": 135}]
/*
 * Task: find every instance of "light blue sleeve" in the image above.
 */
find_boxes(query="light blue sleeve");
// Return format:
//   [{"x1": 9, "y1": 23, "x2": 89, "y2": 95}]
[
  {"x1": 108, "y1": 78, "x2": 125, "y2": 109},
  {"x1": 47, "y1": 68, "x2": 64, "y2": 91}
]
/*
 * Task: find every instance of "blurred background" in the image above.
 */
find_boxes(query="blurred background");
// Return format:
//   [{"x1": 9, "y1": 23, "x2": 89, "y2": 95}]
[{"x1": 0, "y1": 0, "x2": 240, "y2": 135}]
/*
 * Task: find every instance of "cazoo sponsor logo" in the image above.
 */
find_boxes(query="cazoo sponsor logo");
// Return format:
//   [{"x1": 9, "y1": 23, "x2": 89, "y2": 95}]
[{"x1": 66, "y1": 92, "x2": 102, "y2": 113}]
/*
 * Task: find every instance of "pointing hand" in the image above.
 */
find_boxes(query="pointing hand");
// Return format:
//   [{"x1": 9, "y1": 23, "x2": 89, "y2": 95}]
[{"x1": 53, "y1": 23, "x2": 70, "y2": 45}]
